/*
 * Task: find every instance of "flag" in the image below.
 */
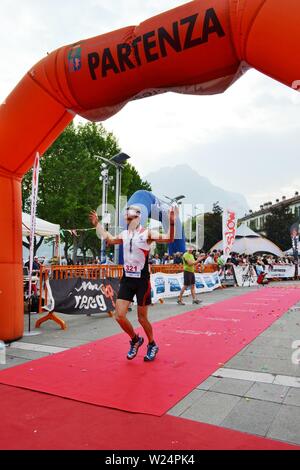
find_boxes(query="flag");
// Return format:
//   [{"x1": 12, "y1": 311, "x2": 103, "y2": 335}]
[
  {"x1": 223, "y1": 209, "x2": 237, "y2": 262},
  {"x1": 28, "y1": 153, "x2": 40, "y2": 303}
]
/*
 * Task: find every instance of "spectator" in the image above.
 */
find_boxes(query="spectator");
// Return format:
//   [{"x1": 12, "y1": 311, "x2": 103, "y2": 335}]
[
  {"x1": 152, "y1": 254, "x2": 161, "y2": 265},
  {"x1": 204, "y1": 252, "x2": 214, "y2": 266},
  {"x1": 25, "y1": 256, "x2": 40, "y2": 272},
  {"x1": 173, "y1": 252, "x2": 183, "y2": 265},
  {"x1": 177, "y1": 246, "x2": 206, "y2": 305}
]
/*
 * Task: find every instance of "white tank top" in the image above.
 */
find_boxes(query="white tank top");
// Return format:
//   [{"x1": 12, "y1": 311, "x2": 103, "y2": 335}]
[{"x1": 121, "y1": 227, "x2": 150, "y2": 279}]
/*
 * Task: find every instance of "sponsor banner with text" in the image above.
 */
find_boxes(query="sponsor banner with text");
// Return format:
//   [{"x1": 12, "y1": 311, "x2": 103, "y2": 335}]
[
  {"x1": 233, "y1": 266, "x2": 258, "y2": 287},
  {"x1": 223, "y1": 209, "x2": 237, "y2": 262},
  {"x1": 265, "y1": 264, "x2": 295, "y2": 279},
  {"x1": 47, "y1": 278, "x2": 119, "y2": 315},
  {"x1": 151, "y1": 272, "x2": 221, "y2": 303}
]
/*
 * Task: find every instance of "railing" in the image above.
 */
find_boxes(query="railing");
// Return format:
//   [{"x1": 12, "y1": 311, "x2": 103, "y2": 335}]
[
  {"x1": 38, "y1": 263, "x2": 219, "y2": 313},
  {"x1": 150, "y1": 264, "x2": 219, "y2": 274}
]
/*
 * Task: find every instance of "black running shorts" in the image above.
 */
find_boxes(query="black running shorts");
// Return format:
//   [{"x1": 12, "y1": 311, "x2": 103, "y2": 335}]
[
  {"x1": 183, "y1": 271, "x2": 196, "y2": 287},
  {"x1": 118, "y1": 276, "x2": 152, "y2": 307}
]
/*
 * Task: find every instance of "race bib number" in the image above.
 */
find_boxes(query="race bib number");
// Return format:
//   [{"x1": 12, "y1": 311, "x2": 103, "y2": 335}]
[{"x1": 125, "y1": 265, "x2": 141, "y2": 279}]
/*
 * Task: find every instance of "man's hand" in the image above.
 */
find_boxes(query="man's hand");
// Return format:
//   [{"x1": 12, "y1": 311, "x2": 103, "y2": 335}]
[{"x1": 89, "y1": 210, "x2": 99, "y2": 227}]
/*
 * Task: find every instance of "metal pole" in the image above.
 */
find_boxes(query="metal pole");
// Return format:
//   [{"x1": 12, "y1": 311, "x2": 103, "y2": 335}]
[
  {"x1": 101, "y1": 169, "x2": 108, "y2": 264},
  {"x1": 114, "y1": 166, "x2": 121, "y2": 264}
]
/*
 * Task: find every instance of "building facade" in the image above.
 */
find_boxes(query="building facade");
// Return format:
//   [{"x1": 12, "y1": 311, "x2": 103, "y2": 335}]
[{"x1": 239, "y1": 193, "x2": 300, "y2": 236}]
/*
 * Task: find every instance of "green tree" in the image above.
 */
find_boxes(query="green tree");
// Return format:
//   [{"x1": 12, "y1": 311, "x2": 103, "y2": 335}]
[
  {"x1": 202, "y1": 202, "x2": 223, "y2": 252},
  {"x1": 264, "y1": 206, "x2": 298, "y2": 251},
  {"x1": 22, "y1": 122, "x2": 151, "y2": 262}
]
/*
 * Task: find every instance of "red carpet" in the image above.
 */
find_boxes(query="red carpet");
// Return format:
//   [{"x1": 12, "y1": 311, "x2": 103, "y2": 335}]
[
  {"x1": 1, "y1": 287, "x2": 300, "y2": 416},
  {"x1": 0, "y1": 384, "x2": 297, "y2": 450}
]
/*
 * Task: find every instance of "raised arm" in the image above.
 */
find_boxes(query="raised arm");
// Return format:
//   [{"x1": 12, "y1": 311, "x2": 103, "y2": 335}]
[
  {"x1": 148, "y1": 208, "x2": 177, "y2": 244},
  {"x1": 89, "y1": 211, "x2": 123, "y2": 246}
]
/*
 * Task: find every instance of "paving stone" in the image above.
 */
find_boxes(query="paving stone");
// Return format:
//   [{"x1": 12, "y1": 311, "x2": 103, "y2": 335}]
[
  {"x1": 181, "y1": 391, "x2": 241, "y2": 426},
  {"x1": 168, "y1": 390, "x2": 205, "y2": 417},
  {"x1": 267, "y1": 405, "x2": 300, "y2": 445},
  {"x1": 221, "y1": 398, "x2": 281, "y2": 437},
  {"x1": 274, "y1": 375, "x2": 300, "y2": 388},
  {"x1": 0, "y1": 357, "x2": 29, "y2": 370},
  {"x1": 196, "y1": 376, "x2": 219, "y2": 391},
  {"x1": 225, "y1": 355, "x2": 300, "y2": 377},
  {"x1": 245, "y1": 383, "x2": 289, "y2": 403},
  {"x1": 284, "y1": 389, "x2": 300, "y2": 407},
  {"x1": 213, "y1": 368, "x2": 274, "y2": 384},
  {"x1": 209, "y1": 378, "x2": 254, "y2": 396},
  {"x1": 5, "y1": 349, "x2": 50, "y2": 360}
]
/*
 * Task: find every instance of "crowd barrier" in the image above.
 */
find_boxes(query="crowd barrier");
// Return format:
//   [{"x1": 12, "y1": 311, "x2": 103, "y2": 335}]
[
  {"x1": 150, "y1": 264, "x2": 219, "y2": 274},
  {"x1": 38, "y1": 264, "x2": 124, "y2": 312},
  {"x1": 34, "y1": 261, "x2": 299, "y2": 331},
  {"x1": 36, "y1": 263, "x2": 220, "y2": 329},
  {"x1": 37, "y1": 265, "x2": 123, "y2": 329}
]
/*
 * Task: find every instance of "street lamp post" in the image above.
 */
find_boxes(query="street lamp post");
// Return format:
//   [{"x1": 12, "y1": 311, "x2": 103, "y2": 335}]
[
  {"x1": 186, "y1": 209, "x2": 203, "y2": 250},
  {"x1": 100, "y1": 165, "x2": 109, "y2": 263},
  {"x1": 97, "y1": 153, "x2": 131, "y2": 264},
  {"x1": 114, "y1": 165, "x2": 122, "y2": 264},
  {"x1": 164, "y1": 195, "x2": 186, "y2": 206}
]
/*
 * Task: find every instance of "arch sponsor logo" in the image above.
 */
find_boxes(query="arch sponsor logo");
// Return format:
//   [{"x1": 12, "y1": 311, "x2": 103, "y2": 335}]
[
  {"x1": 68, "y1": 46, "x2": 82, "y2": 73},
  {"x1": 87, "y1": 7, "x2": 226, "y2": 80}
]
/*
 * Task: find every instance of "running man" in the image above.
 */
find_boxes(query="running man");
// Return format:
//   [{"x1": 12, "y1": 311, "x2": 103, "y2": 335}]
[
  {"x1": 89, "y1": 205, "x2": 176, "y2": 362},
  {"x1": 177, "y1": 247, "x2": 206, "y2": 305}
]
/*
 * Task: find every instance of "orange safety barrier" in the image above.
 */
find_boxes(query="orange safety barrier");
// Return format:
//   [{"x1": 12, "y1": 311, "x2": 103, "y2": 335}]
[
  {"x1": 37, "y1": 265, "x2": 123, "y2": 330},
  {"x1": 151, "y1": 264, "x2": 219, "y2": 274},
  {"x1": 1, "y1": 0, "x2": 300, "y2": 340}
]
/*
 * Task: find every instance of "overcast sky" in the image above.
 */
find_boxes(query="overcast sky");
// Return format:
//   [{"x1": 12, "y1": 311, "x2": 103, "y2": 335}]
[{"x1": 1, "y1": 0, "x2": 300, "y2": 211}]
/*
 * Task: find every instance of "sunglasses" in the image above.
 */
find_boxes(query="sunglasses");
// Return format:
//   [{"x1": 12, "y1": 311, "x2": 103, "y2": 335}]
[{"x1": 126, "y1": 207, "x2": 141, "y2": 215}]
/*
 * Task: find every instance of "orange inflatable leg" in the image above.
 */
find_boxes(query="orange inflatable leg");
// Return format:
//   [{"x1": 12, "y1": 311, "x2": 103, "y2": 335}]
[{"x1": 0, "y1": 173, "x2": 24, "y2": 342}]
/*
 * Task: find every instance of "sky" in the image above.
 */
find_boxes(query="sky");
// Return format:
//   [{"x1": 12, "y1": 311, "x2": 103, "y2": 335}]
[{"x1": 1, "y1": 0, "x2": 300, "y2": 211}]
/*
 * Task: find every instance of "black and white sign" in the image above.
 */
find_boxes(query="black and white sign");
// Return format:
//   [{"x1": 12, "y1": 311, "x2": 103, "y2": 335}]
[{"x1": 48, "y1": 278, "x2": 120, "y2": 315}]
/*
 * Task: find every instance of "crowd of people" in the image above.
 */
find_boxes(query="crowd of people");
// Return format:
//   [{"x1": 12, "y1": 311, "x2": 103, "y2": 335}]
[
  {"x1": 149, "y1": 250, "x2": 296, "y2": 270},
  {"x1": 24, "y1": 250, "x2": 296, "y2": 272}
]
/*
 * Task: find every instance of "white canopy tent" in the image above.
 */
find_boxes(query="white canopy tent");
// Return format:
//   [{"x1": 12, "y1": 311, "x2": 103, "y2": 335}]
[
  {"x1": 211, "y1": 223, "x2": 284, "y2": 256},
  {"x1": 22, "y1": 213, "x2": 60, "y2": 237}
]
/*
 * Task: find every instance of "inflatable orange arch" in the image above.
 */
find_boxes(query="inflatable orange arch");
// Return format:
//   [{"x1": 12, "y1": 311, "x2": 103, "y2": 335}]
[{"x1": 0, "y1": 0, "x2": 299, "y2": 341}]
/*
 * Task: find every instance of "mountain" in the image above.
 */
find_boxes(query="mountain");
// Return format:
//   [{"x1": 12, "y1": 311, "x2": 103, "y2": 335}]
[{"x1": 145, "y1": 164, "x2": 249, "y2": 217}]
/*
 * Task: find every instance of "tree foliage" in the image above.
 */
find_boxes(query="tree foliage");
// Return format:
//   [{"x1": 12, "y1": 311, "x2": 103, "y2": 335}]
[
  {"x1": 22, "y1": 122, "x2": 151, "y2": 261},
  {"x1": 264, "y1": 206, "x2": 298, "y2": 251},
  {"x1": 202, "y1": 202, "x2": 223, "y2": 252}
]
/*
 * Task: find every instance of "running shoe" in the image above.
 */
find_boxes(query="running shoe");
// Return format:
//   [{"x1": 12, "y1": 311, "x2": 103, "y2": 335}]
[
  {"x1": 193, "y1": 299, "x2": 202, "y2": 305},
  {"x1": 127, "y1": 336, "x2": 144, "y2": 360},
  {"x1": 177, "y1": 299, "x2": 185, "y2": 305},
  {"x1": 144, "y1": 343, "x2": 159, "y2": 362}
]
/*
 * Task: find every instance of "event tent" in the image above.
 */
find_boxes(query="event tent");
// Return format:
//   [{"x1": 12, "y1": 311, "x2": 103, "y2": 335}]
[
  {"x1": 22, "y1": 213, "x2": 60, "y2": 237},
  {"x1": 211, "y1": 223, "x2": 284, "y2": 256}
]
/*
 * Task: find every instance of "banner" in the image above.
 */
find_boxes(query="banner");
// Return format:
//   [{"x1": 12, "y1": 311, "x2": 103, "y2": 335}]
[
  {"x1": 265, "y1": 264, "x2": 295, "y2": 279},
  {"x1": 233, "y1": 265, "x2": 258, "y2": 287},
  {"x1": 47, "y1": 278, "x2": 120, "y2": 315},
  {"x1": 233, "y1": 264, "x2": 296, "y2": 286},
  {"x1": 151, "y1": 272, "x2": 221, "y2": 303},
  {"x1": 223, "y1": 209, "x2": 237, "y2": 262},
  {"x1": 28, "y1": 153, "x2": 40, "y2": 302}
]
